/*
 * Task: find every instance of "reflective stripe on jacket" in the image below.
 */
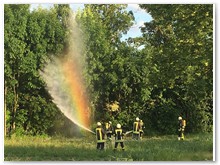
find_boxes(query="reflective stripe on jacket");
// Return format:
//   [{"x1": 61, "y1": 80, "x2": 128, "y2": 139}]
[
  {"x1": 105, "y1": 123, "x2": 113, "y2": 134},
  {"x1": 139, "y1": 121, "x2": 144, "y2": 131},
  {"x1": 133, "y1": 121, "x2": 139, "y2": 134},
  {"x1": 96, "y1": 127, "x2": 105, "y2": 143},
  {"x1": 115, "y1": 128, "x2": 123, "y2": 142}
]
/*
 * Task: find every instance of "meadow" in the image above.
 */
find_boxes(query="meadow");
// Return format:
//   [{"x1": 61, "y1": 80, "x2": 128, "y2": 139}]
[{"x1": 4, "y1": 133, "x2": 213, "y2": 161}]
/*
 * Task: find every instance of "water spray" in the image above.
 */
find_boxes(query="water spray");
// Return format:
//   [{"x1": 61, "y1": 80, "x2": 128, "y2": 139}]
[{"x1": 40, "y1": 12, "x2": 95, "y2": 135}]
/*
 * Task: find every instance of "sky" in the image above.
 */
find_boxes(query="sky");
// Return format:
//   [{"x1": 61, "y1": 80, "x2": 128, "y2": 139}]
[{"x1": 30, "y1": 4, "x2": 153, "y2": 41}]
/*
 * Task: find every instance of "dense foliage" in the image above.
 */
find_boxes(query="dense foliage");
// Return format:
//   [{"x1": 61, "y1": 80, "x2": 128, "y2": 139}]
[
  {"x1": 4, "y1": 4, "x2": 71, "y2": 135},
  {"x1": 4, "y1": 4, "x2": 213, "y2": 136},
  {"x1": 139, "y1": 4, "x2": 213, "y2": 133}
]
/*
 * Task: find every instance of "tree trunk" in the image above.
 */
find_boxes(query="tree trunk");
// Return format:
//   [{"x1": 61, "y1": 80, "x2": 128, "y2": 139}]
[
  {"x1": 4, "y1": 85, "x2": 7, "y2": 136},
  {"x1": 12, "y1": 73, "x2": 19, "y2": 131},
  {"x1": 12, "y1": 84, "x2": 18, "y2": 130}
]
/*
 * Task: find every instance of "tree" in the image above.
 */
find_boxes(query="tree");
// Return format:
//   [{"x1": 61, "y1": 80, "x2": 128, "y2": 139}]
[
  {"x1": 4, "y1": 4, "x2": 71, "y2": 135},
  {"x1": 76, "y1": 4, "x2": 153, "y2": 129},
  {"x1": 76, "y1": 5, "x2": 120, "y2": 118},
  {"x1": 4, "y1": 4, "x2": 30, "y2": 134},
  {"x1": 139, "y1": 4, "x2": 213, "y2": 133}
]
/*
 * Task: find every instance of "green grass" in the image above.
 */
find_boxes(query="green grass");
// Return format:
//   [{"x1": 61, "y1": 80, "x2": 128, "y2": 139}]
[{"x1": 4, "y1": 133, "x2": 213, "y2": 161}]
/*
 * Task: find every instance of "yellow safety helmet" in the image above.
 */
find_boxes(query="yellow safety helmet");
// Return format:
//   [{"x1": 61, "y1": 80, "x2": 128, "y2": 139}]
[
  {"x1": 136, "y1": 117, "x2": 140, "y2": 121},
  {"x1": 178, "y1": 116, "x2": 182, "y2": 120}
]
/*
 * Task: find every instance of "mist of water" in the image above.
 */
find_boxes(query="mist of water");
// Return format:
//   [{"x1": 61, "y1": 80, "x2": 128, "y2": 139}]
[{"x1": 40, "y1": 12, "x2": 94, "y2": 135}]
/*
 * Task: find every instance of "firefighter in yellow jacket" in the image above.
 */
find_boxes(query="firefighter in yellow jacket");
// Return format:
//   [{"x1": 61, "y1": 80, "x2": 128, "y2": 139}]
[
  {"x1": 178, "y1": 116, "x2": 186, "y2": 140},
  {"x1": 139, "y1": 119, "x2": 144, "y2": 140},
  {"x1": 114, "y1": 123, "x2": 125, "y2": 151},
  {"x1": 133, "y1": 117, "x2": 140, "y2": 140},
  {"x1": 105, "y1": 121, "x2": 113, "y2": 140},
  {"x1": 95, "y1": 122, "x2": 106, "y2": 150}
]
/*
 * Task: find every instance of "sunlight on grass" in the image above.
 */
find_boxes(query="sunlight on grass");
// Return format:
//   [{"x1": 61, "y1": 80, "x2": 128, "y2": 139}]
[{"x1": 4, "y1": 133, "x2": 213, "y2": 161}]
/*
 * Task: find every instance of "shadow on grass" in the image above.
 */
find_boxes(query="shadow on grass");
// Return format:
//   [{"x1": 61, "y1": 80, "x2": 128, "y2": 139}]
[
  {"x1": 5, "y1": 145, "x2": 107, "y2": 161},
  {"x1": 4, "y1": 134, "x2": 213, "y2": 161}
]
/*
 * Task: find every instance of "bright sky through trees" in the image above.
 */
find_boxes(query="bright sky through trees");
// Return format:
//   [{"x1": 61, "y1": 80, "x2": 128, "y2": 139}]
[{"x1": 30, "y1": 4, "x2": 152, "y2": 41}]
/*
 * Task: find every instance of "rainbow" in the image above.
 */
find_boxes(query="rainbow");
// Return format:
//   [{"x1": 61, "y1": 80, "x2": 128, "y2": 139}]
[{"x1": 41, "y1": 56, "x2": 93, "y2": 133}]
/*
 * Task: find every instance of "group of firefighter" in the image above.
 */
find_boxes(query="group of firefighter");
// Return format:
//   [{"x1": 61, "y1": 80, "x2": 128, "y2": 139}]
[
  {"x1": 95, "y1": 117, "x2": 145, "y2": 151},
  {"x1": 95, "y1": 116, "x2": 186, "y2": 151}
]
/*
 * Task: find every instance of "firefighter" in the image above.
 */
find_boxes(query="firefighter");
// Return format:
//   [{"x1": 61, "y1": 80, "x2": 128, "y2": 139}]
[
  {"x1": 95, "y1": 122, "x2": 106, "y2": 150},
  {"x1": 114, "y1": 123, "x2": 125, "y2": 151},
  {"x1": 133, "y1": 117, "x2": 140, "y2": 140},
  {"x1": 178, "y1": 116, "x2": 186, "y2": 140},
  {"x1": 139, "y1": 119, "x2": 144, "y2": 140},
  {"x1": 105, "y1": 121, "x2": 113, "y2": 140}
]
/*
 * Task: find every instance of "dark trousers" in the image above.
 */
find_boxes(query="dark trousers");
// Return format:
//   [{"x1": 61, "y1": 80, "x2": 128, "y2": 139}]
[
  {"x1": 97, "y1": 142, "x2": 105, "y2": 150},
  {"x1": 178, "y1": 130, "x2": 184, "y2": 139},
  {"x1": 140, "y1": 131, "x2": 143, "y2": 138},
  {"x1": 133, "y1": 133, "x2": 140, "y2": 140},
  {"x1": 107, "y1": 133, "x2": 112, "y2": 138},
  {"x1": 114, "y1": 142, "x2": 124, "y2": 149}
]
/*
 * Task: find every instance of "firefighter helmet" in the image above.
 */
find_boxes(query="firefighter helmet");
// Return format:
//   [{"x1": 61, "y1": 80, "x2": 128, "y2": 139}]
[
  {"x1": 116, "y1": 123, "x2": 121, "y2": 129},
  {"x1": 97, "y1": 122, "x2": 102, "y2": 126},
  {"x1": 178, "y1": 116, "x2": 182, "y2": 120}
]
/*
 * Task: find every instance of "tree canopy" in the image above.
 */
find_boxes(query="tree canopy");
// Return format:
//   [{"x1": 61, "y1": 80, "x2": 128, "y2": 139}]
[{"x1": 4, "y1": 4, "x2": 213, "y2": 136}]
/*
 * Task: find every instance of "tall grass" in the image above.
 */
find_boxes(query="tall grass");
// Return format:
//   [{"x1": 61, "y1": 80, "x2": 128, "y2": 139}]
[{"x1": 4, "y1": 133, "x2": 213, "y2": 161}]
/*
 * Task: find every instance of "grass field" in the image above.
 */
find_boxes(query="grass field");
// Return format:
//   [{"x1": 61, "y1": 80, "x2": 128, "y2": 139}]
[{"x1": 4, "y1": 133, "x2": 213, "y2": 161}]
